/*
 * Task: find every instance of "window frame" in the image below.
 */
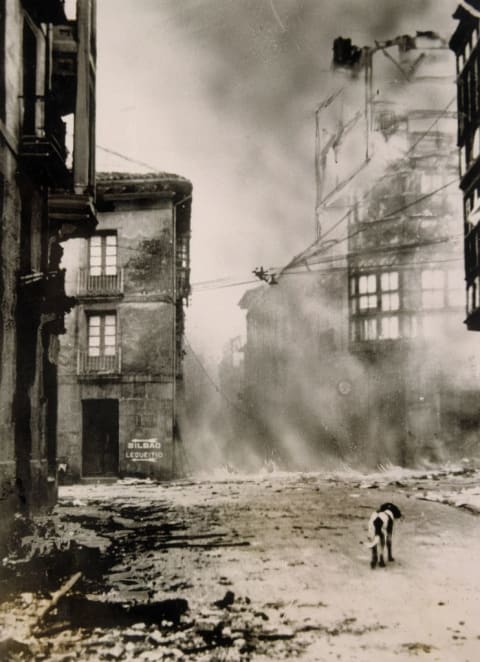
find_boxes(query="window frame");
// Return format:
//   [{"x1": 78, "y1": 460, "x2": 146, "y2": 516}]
[
  {"x1": 87, "y1": 312, "x2": 117, "y2": 358},
  {"x1": 88, "y1": 232, "x2": 118, "y2": 277},
  {"x1": 350, "y1": 270, "x2": 401, "y2": 342}
]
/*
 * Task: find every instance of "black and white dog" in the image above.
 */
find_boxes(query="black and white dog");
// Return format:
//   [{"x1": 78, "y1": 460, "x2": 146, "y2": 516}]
[{"x1": 367, "y1": 502, "x2": 402, "y2": 569}]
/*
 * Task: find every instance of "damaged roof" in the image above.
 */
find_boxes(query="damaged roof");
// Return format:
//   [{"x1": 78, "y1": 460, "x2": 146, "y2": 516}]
[{"x1": 450, "y1": 1, "x2": 480, "y2": 53}]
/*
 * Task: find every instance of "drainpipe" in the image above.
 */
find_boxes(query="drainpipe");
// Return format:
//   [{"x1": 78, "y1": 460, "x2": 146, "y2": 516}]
[{"x1": 171, "y1": 194, "x2": 192, "y2": 478}]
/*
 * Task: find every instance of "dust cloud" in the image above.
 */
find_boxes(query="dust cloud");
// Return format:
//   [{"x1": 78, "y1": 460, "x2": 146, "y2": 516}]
[{"x1": 179, "y1": 1, "x2": 476, "y2": 475}]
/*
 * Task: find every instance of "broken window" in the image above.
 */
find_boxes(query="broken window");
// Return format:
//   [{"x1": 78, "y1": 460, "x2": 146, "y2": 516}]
[
  {"x1": 376, "y1": 110, "x2": 398, "y2": 136},
  {"x1": 421, "y1": 269, "x2": 445, "y2": 309}
]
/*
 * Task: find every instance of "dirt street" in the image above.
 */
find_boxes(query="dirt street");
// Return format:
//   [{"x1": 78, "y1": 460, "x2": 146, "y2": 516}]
[{"x1": 1, "y1": 467, "x2": 480, "y2": 661}]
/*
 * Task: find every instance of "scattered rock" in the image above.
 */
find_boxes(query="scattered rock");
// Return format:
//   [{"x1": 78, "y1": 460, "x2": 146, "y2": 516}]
[
  {"x1": 0, "y1": 638, "x2": 33, "y2": 660},
  {"x1": 103, "y1": 643, "x2": 125, "y2": 659},
  {"x1": 213, "y1": 590, "x2": 235, "y2": 609},
  {"x1": 401, "y1": 642, "x2": 434, "y2": 653}
]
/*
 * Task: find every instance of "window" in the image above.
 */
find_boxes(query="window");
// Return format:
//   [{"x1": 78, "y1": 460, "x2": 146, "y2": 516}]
[
  {"x1": 474, "y1": 128, "x2": 480, "y2": 162},
  {"x1": 350, "y1": 271, "x2": 402, "y2": 342},
  {"x1": 377, "y1": 110, "x2": 398, "y2": 135},
  {"x1": 88, "y1": 314, "x2": 117, "y2": 357},
  {"x1": 176, "y1": 235, "x2": 189, "y2": 269},
  {"x1": 421, "y1": 270, "x2": 445, "y2": 309},
  {"x1": 358, "y1": 274, "x2": 377, "y2": 310},
  {"x1": 468, "y1": 281, "x2": 477, "y2": 315},
  {"x1": 380, "y1": 271, "x2": 399, "y2": 311},
  {"x1": 361, "y1": 318, "x2": 378, "y2": 341},
  {"x1": 89, "y1": 234, "x2": 117, "y2": 276},
  {"x1": 380, "y1": 315, "x2": 399, "y2": 340},
  {"x1": 460, "y1": 145, "x2": 467, "y2": 176}
]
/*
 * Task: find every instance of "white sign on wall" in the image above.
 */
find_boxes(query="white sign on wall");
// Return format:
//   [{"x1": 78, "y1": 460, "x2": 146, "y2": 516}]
[{"x1": 126, "y1": 438, "x2": 163, "y2": 462}]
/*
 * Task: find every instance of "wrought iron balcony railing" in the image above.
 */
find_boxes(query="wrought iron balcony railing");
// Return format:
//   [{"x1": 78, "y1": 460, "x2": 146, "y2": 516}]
[
  {"x1": 77, "y1": 269, "x2": 124, "y2": 296},
  {"x1": 77, "y1": 349, "x2": 122, "y2": 375}
]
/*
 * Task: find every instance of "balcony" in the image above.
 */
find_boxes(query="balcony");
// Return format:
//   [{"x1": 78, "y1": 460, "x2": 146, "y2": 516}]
[
  {"x1": 77, "y1": 349, "x2": 121, "y2": 376},
  {"x1": 48, "y1": 192, "x2": 97, "y2": 240},
  {"x1": 19, "y1": 98, "x2": 69, "y2": 183},
  {"x1": 17, "y1": 270, "x2": 75, "y2": 316},
  {"x1": 77, "y1": 269, "x2": 124, "y2": 297}
]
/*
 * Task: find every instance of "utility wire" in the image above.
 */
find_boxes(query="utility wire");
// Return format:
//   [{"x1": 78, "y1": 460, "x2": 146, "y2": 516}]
[
  {"x1": 96, "y1": 144, "x2": 160, "y2": 173},
  {"x1": 193, "y1": 279, "x2": 259, "y2": 292},
  {"x1": 84, "y1": 103, "x2": 460, "y2": 291},
  {"x1": 284, "y1": 96, "x2": 458, "y2": 273},
  {"x1": 281, "y1": 255, "x2": 463, "y2": 278},
  {"x1": 324, "y1": 178, "x2": 457, "y2": 247},
  {"x1": 286, "y1": 178, "x2": 458, "y2": 270},
  {"x1": 291, "y1": 235, "x2": 462, "y2": 269},
  {"x1": 188, "y1": 247, "x2": 463, "y2": 291}
]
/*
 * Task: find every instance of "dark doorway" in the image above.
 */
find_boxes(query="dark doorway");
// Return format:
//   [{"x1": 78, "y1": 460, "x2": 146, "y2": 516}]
[{"x1": 82, "y1": 400, "x2": 119, "y2": 477}]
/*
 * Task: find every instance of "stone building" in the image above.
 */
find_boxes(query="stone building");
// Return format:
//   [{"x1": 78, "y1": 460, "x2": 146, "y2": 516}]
[
  {"x1": 57, "y1": 172, "x2": 192, "y2": 481},
  {"x1": 0, "y1": 0, "x2": 97, "y2": 540},
  {"x1": 240, "y1": 33, "x2": 480, "y2": 468},
  {"x1": 450, "y1": 1, "x2": 480, "y2": 330}
]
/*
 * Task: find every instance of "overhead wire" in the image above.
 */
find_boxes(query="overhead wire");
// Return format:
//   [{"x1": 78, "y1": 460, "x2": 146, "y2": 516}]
[
  {"x1": 285, "y1": 178, "x2": 459, "y2": 271},
  {"x1": 85, "y1": 97, "x2": 460, "y2": 293},
  {"x1": 282, "y1": 94, "x2": 459, "y2": 273}
]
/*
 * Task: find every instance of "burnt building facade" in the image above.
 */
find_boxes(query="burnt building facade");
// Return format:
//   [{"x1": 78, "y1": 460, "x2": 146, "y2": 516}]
[
  {"x1": 57, "y1": 173, "x2": 192, "y2": 481},
  {"x1": 450, "y1": 1, "x2": 480, "y2": 330},
  {"x1": 0, "y1": 0, "x2": 97, "y2": 539},
  {"x1": 240, "y1": 33, "x2": 480, "y2": 468}
]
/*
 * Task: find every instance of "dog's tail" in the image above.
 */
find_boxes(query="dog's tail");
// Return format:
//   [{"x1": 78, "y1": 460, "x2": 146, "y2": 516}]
[{"x1": 366, "y1": 535, "x2": 380, "y2": 548}]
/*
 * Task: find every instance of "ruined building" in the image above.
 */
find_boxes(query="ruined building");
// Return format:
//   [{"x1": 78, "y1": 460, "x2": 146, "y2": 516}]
[
  {"x1": 240, "y1": 32, "x2": 480, "y2": 468},
  {"x1": 57, "y1": 173, "x2": 192, "y2": 481},
  {"x1": 0, "y1": 0, "x2": 97, "y2": 538},
  {"x1": 450, "y1": 1, "x2": 480, "y2": 330}
]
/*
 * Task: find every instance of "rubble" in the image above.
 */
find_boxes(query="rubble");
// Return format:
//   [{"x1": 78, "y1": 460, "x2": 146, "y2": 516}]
[{"x1": 1, "y1": 468, "x2": 480, "y2": 660}]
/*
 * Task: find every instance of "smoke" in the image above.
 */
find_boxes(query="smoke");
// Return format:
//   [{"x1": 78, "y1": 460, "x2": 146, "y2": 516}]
[
  {"x1": 181, "y1": 17, "x2": 475, "y2": 474},
  {"x1": 94, "y1": 0, "x2": 463, "y2": 473}
]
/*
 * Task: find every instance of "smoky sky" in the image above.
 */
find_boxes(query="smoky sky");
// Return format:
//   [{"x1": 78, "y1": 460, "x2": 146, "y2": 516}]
[{"x1": 96, "y1": 0, "x2": 458, "y2": 359}]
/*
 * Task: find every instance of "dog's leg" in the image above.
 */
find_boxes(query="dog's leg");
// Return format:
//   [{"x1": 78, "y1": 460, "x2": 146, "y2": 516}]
[
  {"x1": 386, "y1": 534, "x2": 395, "y2": 562},
  {"x1": 378, "y1": 532, "x2": 386, "y2": 567},
  {"x1": 387, "y1": 521, "x2": 395, "y2": 562},
  {"x1": 370, "y1": 544, "x2": 378, "y2": 569}
]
